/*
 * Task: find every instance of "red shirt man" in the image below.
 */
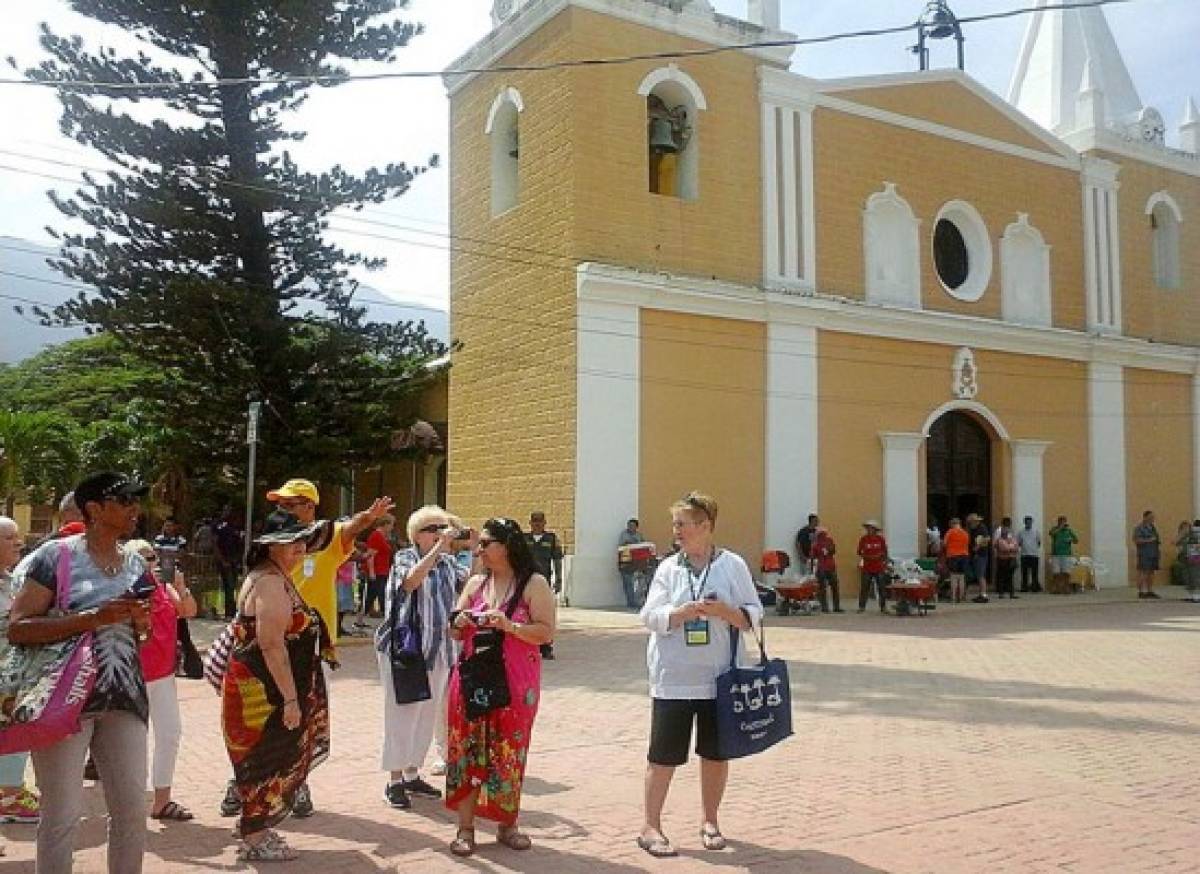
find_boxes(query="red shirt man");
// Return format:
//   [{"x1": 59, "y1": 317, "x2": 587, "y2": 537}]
[
  {"x1": 365, "y1": 525, "x2": 394, "y2": 579},
  {"x1": 812, "y1": 529, "x2": 837, "y2": 574},
  {"x1": 856, "y1": 524, "x2": 889, "y2": 574}
]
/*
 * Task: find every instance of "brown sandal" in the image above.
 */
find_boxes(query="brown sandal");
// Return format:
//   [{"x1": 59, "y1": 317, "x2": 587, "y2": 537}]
[
  {"x1": 449, "y1": 827, "x2": 476, "y2": 857},
  {"x1": 497, "y1": 825, "x2": 532, "y2": 851}
]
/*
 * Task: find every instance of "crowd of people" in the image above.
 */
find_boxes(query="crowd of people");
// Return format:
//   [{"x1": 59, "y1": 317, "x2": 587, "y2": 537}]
[{"x1": 5, "y1": 469, "x2": 1196, "y2": 869}]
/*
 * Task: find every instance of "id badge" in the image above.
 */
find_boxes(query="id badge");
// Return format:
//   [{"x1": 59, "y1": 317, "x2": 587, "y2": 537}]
[{"x1": 684, "y1": 618, "x2": 711, "y2": 647}]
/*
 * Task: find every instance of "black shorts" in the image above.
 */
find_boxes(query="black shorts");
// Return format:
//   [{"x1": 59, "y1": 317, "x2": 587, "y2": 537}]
[{"x1": 648, "y1": 698, "x2": 722, "y2": 766}]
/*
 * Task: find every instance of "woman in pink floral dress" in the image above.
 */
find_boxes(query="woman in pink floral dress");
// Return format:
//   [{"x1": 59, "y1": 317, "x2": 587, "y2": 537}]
[{"x1": 445, "y1": 517, "x2": 557, "y2": 857}]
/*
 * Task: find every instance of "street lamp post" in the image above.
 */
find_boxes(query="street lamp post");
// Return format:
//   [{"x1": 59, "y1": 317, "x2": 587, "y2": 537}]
[{"x1": 241, "y1": 400, "x2": 262, "y2": 567}]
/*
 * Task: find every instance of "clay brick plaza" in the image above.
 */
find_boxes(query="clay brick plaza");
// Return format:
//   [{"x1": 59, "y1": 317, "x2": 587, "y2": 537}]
[{"x1": 3, "y1": 590, "x2": 1199, "y2": 873}]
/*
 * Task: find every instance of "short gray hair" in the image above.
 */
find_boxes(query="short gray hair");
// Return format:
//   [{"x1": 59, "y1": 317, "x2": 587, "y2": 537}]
[
  {"x1": 0, "y1": 515, "x2": 17, "y2": 534},
  {"x1": 406, "y1": 505, "x2": 449, "y2": 543}
]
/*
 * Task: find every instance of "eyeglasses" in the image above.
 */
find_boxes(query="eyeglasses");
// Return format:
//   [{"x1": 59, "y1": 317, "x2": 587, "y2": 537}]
[
  {"x1": 477, "y1": 537, "x2": 499, "y2": 548},
  {"x1": 140, "y1": 553, "x2": 158, "y2": 562},
  {"x1": 277, "y1": 498, "x2": 313, "y2": 510},
  {"x1": 418, "y1": 524, "x2": 445, "y2": 534}
]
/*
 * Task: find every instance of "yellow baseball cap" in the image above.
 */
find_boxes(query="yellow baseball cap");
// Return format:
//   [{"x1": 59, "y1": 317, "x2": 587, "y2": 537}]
[{"x1": 266, "y1": 478, "x2": 320, "y2": 504}]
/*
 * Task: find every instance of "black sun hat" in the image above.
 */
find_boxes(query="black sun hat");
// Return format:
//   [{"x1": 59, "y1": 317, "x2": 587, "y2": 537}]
[
  {"x1": 252, "y1": 511, "x2": 325, "y2": 546},
  {"x1": 73, "y1": 472, "x2": 149, "y2": 512}
]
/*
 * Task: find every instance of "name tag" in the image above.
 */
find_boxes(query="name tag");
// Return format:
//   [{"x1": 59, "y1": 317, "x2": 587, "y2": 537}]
[
  {"x1": 302, "y1": 557, "x2": 316, "y2": 580},
  {"x1": 684, "y1": 618, "x2": 710, "y2": 647}
]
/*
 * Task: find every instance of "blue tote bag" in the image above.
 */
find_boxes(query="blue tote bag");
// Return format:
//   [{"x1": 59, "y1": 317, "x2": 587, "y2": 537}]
[{"x1": 714, "y1": 613, "x2": 793, "y2": 759}]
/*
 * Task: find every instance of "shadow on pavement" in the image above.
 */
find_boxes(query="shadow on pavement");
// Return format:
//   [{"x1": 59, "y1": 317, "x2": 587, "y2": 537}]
[{"x1": 683, "y1": 840, "x2": 894, "y2": 872}]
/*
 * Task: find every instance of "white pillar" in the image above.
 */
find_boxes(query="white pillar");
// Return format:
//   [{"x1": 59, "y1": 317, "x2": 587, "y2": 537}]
[
  {"x1": 1010, "y1": 440, "x2": 1051, "y2": 530},
  {"x1": 765, "y1": 323, "x2": 818, "y2": 556},
  {"x1": 572, "y1": 296, "x2": 640, "y2": 607},
  {"x1": 879, "y1": 432, "x2": 924, "y2": 560},
  {"x1": 748, "y1": 0, "x2": 781, "y2": 29},
  {"x1": 1088, "y1": 362, "x2": 1129, "y2": 586}
]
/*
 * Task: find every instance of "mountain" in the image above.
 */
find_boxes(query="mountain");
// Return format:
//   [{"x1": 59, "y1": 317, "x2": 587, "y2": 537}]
[{"x1": 0, "y1": 236, "x2": 447, "y2": 364}]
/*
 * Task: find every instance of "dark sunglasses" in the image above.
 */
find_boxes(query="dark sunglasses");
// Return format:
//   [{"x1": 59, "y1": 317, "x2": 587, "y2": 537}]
[
  {"x1": 418, "y1": 524, "x2": 446, "y2": 534},
  {"x1": 477, "y1": 537, "x2": 499, "y2": 548},
  {"x1": 141, "y1": 553, "x2": 158, "y2": 562}
]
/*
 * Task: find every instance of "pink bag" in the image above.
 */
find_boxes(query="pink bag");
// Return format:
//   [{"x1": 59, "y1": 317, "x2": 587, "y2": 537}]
[{"x1": 0, "y1": 541, "x2": 100, "y2": 754}]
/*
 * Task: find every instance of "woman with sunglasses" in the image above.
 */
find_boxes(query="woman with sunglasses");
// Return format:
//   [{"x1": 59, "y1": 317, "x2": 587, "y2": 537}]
[
  {"x1": 375, "y1": 506, "x2": 476, "y2": 810},
  {"x1": 444, "y1": 518, "x2": 557, "y2": 857},
  {"x1": 637, "y1": 492, "x2": 761, "y2": 858},
  {"x1": 124, "y1": 539, "x2": 197, "y2": 823}
]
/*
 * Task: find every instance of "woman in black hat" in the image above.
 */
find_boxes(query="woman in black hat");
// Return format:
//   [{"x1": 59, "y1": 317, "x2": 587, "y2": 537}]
[
  {"x1": 6, "y1": 472, "x2": 153, "y2": 874},
  {"x1": 221, "y1": 512, "x2": 333, "y2": 862}
]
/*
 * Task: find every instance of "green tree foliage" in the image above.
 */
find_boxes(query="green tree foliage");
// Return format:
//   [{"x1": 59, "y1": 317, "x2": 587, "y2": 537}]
[
  {"x1": 0, "y1": 410, "x2": 79, "y2": 515},
  {"x1": 21, "y1": 0, "x2": 447, "y2": 508}
]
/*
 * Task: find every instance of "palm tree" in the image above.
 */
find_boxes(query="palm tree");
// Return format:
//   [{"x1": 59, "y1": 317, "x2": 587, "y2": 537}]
[{"x1": 0, "y1": 410, "x2": 79, "y2": 516}]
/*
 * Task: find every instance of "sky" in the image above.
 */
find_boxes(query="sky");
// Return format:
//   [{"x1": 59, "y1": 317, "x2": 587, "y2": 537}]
[{"x1": 0, "y1": 0, "x2": 1197, "y2": 315}]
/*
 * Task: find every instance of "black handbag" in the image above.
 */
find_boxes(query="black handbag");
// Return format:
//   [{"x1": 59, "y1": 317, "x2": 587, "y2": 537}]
[
  {"x1": 458, "y1": 576, "x2": 528, "y2": 721},
  {"x1": 389, "y1": 590, "x2": 431, "y2": 705},
  {"x1": 174, "y1": 618, "x2": 204, "y2": 680}
]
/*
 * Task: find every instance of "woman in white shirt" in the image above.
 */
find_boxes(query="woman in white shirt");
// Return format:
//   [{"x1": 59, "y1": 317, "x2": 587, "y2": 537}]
[{"x1": 636, "y1": 492, "x2": 762, "y2": 858}]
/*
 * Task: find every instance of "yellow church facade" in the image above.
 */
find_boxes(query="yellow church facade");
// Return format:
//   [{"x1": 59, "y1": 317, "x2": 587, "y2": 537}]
[{"x1": 444, "y1": 0, "x2": 1200, "y2": 605}]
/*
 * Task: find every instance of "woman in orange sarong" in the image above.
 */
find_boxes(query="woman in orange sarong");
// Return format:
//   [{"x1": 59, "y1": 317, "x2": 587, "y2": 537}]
[
  {"x1": 222, "y1": 514, "x2": 333, "y2": 862},
  {"x1": 444, "y1": 517, "x2": 557, "y2": 858}
]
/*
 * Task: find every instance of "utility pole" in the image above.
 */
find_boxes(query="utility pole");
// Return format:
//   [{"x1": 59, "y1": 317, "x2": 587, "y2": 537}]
[{"x1": 242, "y1": 400, "x2": 262, "y2": 567}]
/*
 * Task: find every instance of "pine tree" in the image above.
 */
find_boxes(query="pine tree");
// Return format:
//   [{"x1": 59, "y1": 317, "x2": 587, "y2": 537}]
[{"x1": 22, "y1": 1, "x2": 446, "y2": 499}]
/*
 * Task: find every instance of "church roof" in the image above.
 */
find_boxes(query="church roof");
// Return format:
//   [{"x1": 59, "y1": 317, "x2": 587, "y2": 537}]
[{"x1": 1007, "y1": 0, "x2": 1143, "y2": 136}]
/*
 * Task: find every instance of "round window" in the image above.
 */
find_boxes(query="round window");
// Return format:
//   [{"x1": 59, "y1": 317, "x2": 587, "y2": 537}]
[
  {"x1": 934, "y1": 220, "x2": 969, "y2": 290},
  {"x1": 932, "y1": 201, "x2": 992, "y2": 302}
]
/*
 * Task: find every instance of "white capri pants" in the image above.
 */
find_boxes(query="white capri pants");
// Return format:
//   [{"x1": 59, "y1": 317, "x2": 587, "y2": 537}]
[
  {"x1": 377, "y1": 650, "x2": 451, "y2": 775},
  {"x1": 146, "y1": 675, "x2": 182, "y2": 790}
]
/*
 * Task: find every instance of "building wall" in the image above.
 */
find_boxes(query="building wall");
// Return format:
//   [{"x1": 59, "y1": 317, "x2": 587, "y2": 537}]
[
  {"x1": 639, "y1": 309, "x2": 765, "y2": 567},
  {"x1": 447, "y1": 10, "x2": 580, "y2": 541},
  {"x1": 812, "y1": 99, "x2": 1086, "y2": 330},
  {"x1": 834, "y1": 81, "x2": 1063, "y2": 155},
  {"x1": 817, "y1": 331, "x2": 1091, "y2": 593},
  {"x1": 1124, "y1": 367, "x2": 1194, "y2": 576},
  {"x1": 1108, "y1": 155, "x2": 1200, "y2": 346},
  {"x1": 567, "y1": 8, "x2": 763, "y2": 286}
]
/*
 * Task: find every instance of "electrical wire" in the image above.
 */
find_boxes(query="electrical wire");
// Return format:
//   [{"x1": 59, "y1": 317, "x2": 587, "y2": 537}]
[{"x1": 0, "y1": 0, "x2": 1136, "y2": 92}]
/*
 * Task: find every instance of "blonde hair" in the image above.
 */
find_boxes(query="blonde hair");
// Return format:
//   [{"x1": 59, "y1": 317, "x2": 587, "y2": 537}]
[
  {"x1": 669, "y1": 492, "x2": 718, "y2": 527},
  {"x1": 406, "y1": 505, "x2": 449, "y2": 543},
  {"x1": 124, "y1": 538, "x2": 154, "y2": 557}
]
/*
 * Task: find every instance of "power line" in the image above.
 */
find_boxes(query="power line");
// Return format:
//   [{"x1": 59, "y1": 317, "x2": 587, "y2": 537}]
[{"x1": 0, "y1": 1, "x2": 1135, "y2": 93}]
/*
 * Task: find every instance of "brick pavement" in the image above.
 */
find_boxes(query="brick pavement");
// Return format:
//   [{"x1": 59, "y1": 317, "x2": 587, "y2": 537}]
[{"x1": 3, "y1": 589, "x2": 1199, "y2": 873}]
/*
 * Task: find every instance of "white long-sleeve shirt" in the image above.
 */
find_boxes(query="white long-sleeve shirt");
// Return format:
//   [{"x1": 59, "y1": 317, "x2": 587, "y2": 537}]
[{"x1": 640, "y1": 549, "x2": 763, "y2": 700}]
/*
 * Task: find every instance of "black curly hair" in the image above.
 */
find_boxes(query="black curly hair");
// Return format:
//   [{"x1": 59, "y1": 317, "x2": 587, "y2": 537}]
[{"x1": 482, "y1": 517, "x2": 537, "y2": 592}]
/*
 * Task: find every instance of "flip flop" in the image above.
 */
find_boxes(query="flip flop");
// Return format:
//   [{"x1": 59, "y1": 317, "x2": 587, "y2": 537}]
[
  {"x1": 497, "y1": 825, "x2": 532, "y2": 850},
  {"x1": 150, "y1": 801, "x2": 194, "y2": 821},
  {"x1": 449, "y1": 827, "x2": 476, "y2": 858},
  {"x1": 700, "y1": 824, "x2": 727, "y2": 850},
  {"x1": 636, "y1": 833, "x2": 678, "y2": 858}
]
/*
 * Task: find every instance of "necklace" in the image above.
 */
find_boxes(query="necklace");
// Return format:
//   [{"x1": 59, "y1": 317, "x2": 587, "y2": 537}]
[
  {"x1": 487, "y1": 574, "x2": 515, "y2": 610},
  {"x1": 85, "y1": 537, "x2": 122, "y2": 576}
]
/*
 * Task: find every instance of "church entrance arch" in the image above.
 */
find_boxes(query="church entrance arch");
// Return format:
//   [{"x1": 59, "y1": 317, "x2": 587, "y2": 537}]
[{"x1": 926, "y1": 410, "x2": 993, "y2": 532}]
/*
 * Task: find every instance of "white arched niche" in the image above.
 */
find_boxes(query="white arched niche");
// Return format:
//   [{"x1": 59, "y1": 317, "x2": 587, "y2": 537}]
[
  {"x1": 863, "y1": 182, "x2": 921, "y2": 309},
  {"x1": 1146, "y1": 191, "x2": 1182, "y2": 289},
  {"x1": 638, "y1": 64, "x2": 707, "y2": 201},
  {"x1": 1001, "y1": 213, "x2": 1052, "y2": 327},
  {"x1": 486, "y1": 86, "x2": 524, "y2": 216}
]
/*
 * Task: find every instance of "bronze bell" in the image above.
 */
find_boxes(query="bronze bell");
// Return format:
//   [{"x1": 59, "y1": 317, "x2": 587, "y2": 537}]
[{"x1": 649, "y1": 117, "x2": 679, "y2": 154}]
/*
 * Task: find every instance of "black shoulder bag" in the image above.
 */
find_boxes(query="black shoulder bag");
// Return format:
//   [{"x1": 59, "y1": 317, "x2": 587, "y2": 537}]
[{"x1": 458, "y1": 576, "x2": 529, "y2": 721}]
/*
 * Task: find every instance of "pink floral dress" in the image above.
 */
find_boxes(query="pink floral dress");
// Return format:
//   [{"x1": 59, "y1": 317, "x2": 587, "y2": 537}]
[{"x1": 444, "y1": 588, "x2": 541, "y2": 825}]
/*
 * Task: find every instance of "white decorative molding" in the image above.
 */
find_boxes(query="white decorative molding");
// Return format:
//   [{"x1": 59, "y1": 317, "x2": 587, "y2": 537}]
[
  {"x1": 920, "y1": 400, "x2": 1011, "y2": 442},
  {"x1": 572, "y1": 295, "x2": 640, "y2": 607},
  {"x1": 934, "y1": 200, "x2": 993, "y2": 303},
  {"x1": 1001, "y1": 213, "x2": 1052, "y2": 328},
  {"x1": 636, "y1": 63, "x2": 708, "y2": 111},
  {"x1": 761, "y1": 88, "x2": 816, "y2": 291},
  {"x1": 575, "y1": 262, "x2": 1200, "y2": 375},
  {"x1": 1081, "y1": 156, "x2": 1122, "y2": 335},
  {"x1": 1063, "y1": 127, "x2": 1200, "y2": 179},
  {"x1": 765, "y1": 323, "x2": 818, "y2": 555},
  {"x1": 1145, "y1": 191, "x2": 1183, "y2": 223},
  {"x1": 864, "y1": 183, "x2": 921, "y2": 310},
  {"x1": 445, "y1": 0, "x2": 797, "y2": 96},
  {"x1": 1193, "y1": 370, "x2": 1200, "y2": 515},
  {"x1": 1010, "y1": 439, "x2": 1052, "y2": 534},
  {"x1": 485, "y1": 86, "x2": 524, "y2": 134},
  {"x1": 951, "y1": 347, "x2": 980, "y2": 400},
  {"x1": 1087, "y1": 361, "x2": 1129, "y2": 587},
  {"x1": 879, "y1": 432, "x2": 924, "y2": 560}
]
